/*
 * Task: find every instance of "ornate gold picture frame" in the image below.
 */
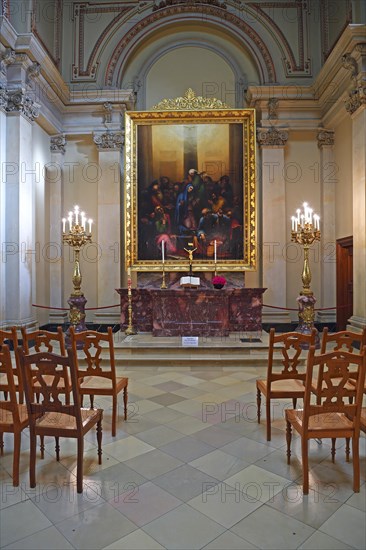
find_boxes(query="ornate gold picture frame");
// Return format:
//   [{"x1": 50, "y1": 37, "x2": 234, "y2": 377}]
[{"x1": 124, "y1": 105, "x2": 256, "y2": 272}]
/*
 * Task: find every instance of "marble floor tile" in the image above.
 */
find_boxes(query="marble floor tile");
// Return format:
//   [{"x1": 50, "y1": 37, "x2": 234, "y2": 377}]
[
  {"x1": 84, "y1": 462, "x2": 148, "y2": 501},
  {"x1": 3, "y1": 526, "x2": 74, "y2": 549},
  {"x1": 298, "y1": 530, "x2": 353, "y2": 549},
  {"x1": 124, "y1": 449, "x2": 184, "y2": 479},
  {"x1": 159, "y1": 435, "x2": 216, "y2": 462},
  {"x1": 55, "y1": 502, "x2": 137, "y2": 550},
  {"x1": 221, "y1": 436, "x2": 277, "y2": 463},
  {"x1": 190, "y1": 425, "x2": 242, "y2": 448},
  {"x1": 0, "y1": 500, "x2": 52, "y2": 547},
  {"x1": 190, "y1": 448, "x2": 250, "y2": 481},
  {"x1": 202, "y1": 530, "x2": 259, "y2": 549},
  {"x1": 153, "y1": 463, "x2": 220, "y2": 502},
  {"x1": 103, "y1": 435, "x2": 155, "y2": 462},
  {"x1": 149, "y1": 392, "x2": 186, "y2": 406},
  {"x1": 102, "y1": 529, "x2": 164, "y2": 549},
  {"x1": 110, "y1": 480, "x2": 181, "y2": 526},
  {"x1": 135, "y1": 425, "x2": 184, "y2": 447},
  {"x1": 187, "y1": 481, "x2": 263, "y2": 528},
  {"x1": 318, "y1": 504, "x2": 366, "y2": 549},
  {"x1": 231, "y1": 504, "x2": 315, "y2": 549},
  {"x1": 142, "y1": 503, "x2": 225, "y2": 549}
]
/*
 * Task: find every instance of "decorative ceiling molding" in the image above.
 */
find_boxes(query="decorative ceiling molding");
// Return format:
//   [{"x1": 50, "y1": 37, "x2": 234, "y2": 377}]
[
  {"x1": 248, "y1": 2, "x2": 311, "y2": 77},
  {"x1": 105, "y1": 4, "x2": 276, "y2": 86},
  {"x1": 31, "y1": 0, "x2": 63, "y2": 68},
  {"x1": 71, "y1": 2, "x2": 133, "y2": 81},
  {"x1": 320, "y1": 0, "x2": 352, "y2": 63}
]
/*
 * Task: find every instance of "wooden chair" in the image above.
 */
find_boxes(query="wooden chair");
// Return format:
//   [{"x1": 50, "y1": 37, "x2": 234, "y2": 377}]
[
  {"x1": 256, "y1": 328, "x2": 317, "y2": 441},
  {"x1": 0, "y1": 345, "x2": 29, "y2": 486},
  {"x1": 312, "y1": 328, "x2": 366, "y2": 404},
  {"x1": 69, "y1": 326, "x2": 128, "y2": 436},
  {"x1": 21, "y1": 327, "x2": 71, "y2": 405},
  {"x1": 286, "y1": 346, "x2": 366, "y2": 495},
  {"x1": 0, "y1": 327, "x2": 24, "y2": 403},
  {"x1": 18, "y1": 347, "x2": 103, "y2": 494}
]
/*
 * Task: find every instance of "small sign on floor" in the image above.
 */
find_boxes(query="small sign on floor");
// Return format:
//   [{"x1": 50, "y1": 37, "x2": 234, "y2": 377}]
[{"x1": 182, "y1": 336, "x2": 199, "y2": 347}]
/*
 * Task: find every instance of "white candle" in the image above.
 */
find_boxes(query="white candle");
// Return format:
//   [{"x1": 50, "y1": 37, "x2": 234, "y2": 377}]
[
  {"x1": 68, "y1": 211, "x2": 73, "y2": 230},
  {"x1": 300, "y1": 214, "x2": 305, "y2": 227},
  {"x1": 74, "y1": 205, "x2": 79, "y2": 225},
  {"x1": 62, "y1": 218, "x2": 66, "y2": 233},
  {"x1": 127, "y1": 266, "x2": 131, "y2": 277},
  {"x1": 214, "y1": 240, "x2": 217, "y2": 263},
  {"x1": 291, "y1": 216, "x2": 295, "y2": 231},
  {"x1": 296, "y1": 209, "x2": 301, "y2": 223},
  {"x1": 88, "y1": 218, "x2": 93, "y2": 233},
  {"x1": 162, "y1": 240, "x2": 165, "y2": 263},
  {"x1": 81, "y1": 212, "x2": 86, "y2": 230}
]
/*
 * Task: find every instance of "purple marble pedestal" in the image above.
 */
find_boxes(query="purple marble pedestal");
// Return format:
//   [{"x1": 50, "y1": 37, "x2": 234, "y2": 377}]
[
  {"x1": 65, "y1": 294, "x2": 87, "y2": 348},
  {"x1": 117, "y1": 288, "x2": 266, "y2": 336}
]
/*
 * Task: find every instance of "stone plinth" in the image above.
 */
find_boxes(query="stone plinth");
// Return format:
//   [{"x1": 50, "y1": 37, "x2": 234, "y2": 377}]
[{"x1": 117, "y1": 288, "x2": 266, "y2": 336}]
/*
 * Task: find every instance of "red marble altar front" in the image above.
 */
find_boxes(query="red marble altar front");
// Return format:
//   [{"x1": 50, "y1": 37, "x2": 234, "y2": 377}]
[{"x1": 117, "y1": 288, "x2": 266, "y2": 337}]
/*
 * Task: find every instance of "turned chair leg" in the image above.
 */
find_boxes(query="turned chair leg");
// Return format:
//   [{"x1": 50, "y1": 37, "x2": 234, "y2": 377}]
[
  {"x1": 286, "y1": 420, "x2": 292, "y2": 465},
  {"x1": 256, "y1": 387, "x2": 261, "y2": 424},
  {"x1": 123, "y1": 386, "x2": 128, "y2": 421}
]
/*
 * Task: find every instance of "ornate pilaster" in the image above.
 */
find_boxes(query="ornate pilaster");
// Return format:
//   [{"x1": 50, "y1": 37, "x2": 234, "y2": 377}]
[
  {"x1": 316, "y1": 129, "x2": 336, "y2": 324},
  {"x1": 92, "y1": 131, "x2": 123, "y2": 324},
  {"x1": 48, "y1": 134, "x2": 67, "y2": 324},
  {"x1": 257, "y1": 126, "x2": 290, "y2": 325}
]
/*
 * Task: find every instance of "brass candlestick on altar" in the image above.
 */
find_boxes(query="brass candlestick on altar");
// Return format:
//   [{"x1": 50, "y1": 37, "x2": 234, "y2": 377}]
[
  {"x1": 291, "y1": 203, "x2": 321, "y2": 347},
  {"x1": 125, "y1": 267, "x2": 136, "y2": 335},
  {"x1": 161, "y1": 239, "x2": 167, "y2": 289},
  {"x1": 62, "y1": 206, "x2": 92, "y2": 338}
]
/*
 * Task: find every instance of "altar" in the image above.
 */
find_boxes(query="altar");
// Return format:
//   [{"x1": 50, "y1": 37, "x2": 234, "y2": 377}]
[{"x1": 117, "y1": 288, "x2": 266, "y2": 336}]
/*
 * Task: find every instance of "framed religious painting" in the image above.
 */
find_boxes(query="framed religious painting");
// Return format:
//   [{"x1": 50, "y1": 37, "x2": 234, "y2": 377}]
[{"x1": 124, "y1": 91, "x2": 256, "y2": 272}]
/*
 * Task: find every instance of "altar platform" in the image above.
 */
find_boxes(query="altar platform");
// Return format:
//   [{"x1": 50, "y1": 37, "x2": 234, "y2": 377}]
[{"x1": 108, "y1": 330, "x2": 306, "y2": 369}]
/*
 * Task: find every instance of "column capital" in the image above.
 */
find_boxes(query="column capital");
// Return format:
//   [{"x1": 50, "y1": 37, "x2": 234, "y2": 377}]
[
  {"x1": 50, "y1": 134, "x2": 66, "y2": 154},
  {"x1": 257, "y1": 126, "x2": 288, "y2": 147},
  {"x1": 344, "y1": 85, "x2": 366, "y2": 116},
  {"x1": 6, "y1": 87, "x2": 40, "y2": 122},
  {"x1": 93, "y1": 130, "x2": 124, "y2": 151},
  {"x1": 317, "y1": 129, "x2": 334, "y2": 148}
]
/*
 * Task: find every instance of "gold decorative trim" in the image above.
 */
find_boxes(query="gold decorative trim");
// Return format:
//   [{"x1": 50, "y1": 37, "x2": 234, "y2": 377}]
[
  {"x1": 124, "y1": 108, "x2": 257, "y2": 273},
  {"x1": 152, "y1": 88, "x2": 231, "y2": 110}
]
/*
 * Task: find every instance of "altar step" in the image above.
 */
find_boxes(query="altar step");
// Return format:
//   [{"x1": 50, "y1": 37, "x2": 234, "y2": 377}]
[{"x1": 79, "y1": 331, "x2": 309, "y2": 368}]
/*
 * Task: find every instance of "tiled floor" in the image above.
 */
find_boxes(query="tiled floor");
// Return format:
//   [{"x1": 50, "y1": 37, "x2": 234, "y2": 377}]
[{"x1": 1, "y1": 361, "x2": 365, "y2": 549}]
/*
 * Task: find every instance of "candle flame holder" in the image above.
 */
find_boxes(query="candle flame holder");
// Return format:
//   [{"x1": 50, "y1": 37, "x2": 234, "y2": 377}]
[
  {"x1": 291, "y1": 204, "x2": 321, "y2": 348},
  {"x1": 62, "y1": 206, "x2": 92, "y2": 340}
]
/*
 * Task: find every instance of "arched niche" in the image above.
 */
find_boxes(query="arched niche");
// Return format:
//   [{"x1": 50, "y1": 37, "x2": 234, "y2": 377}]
[{"x1": 119, "y1": 21, "x2": 261, "y2": 109}]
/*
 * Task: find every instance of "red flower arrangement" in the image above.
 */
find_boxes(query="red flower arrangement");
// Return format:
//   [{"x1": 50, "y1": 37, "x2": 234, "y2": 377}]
[{"x1": 212, "y1": 275, "x2": 226, "y2": 286}]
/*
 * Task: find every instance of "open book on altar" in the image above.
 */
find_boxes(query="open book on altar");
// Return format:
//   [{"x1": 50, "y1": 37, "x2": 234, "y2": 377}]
[{"x1": 180, "y1": 276, "x2": 200, "y2": 288}]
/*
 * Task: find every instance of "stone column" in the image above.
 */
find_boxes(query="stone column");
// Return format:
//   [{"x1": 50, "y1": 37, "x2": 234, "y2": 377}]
[
  {"x1": 48, "y1": 134, "x2": 68, "y2": 325},
  {"x1": 92, "y1": 130, "x2": 124, "y2": 325},
  {"x1": 344, "y1": 44, "x2": 366, "y2": 331},
  {"x1": 316, "y1": 129, "x2": 336, "y2": 325},
  {"x1": 4, "y1": 87, "x2": 40, "y2": 327},
  {"x1": 0, "y1": 87, "x2": 7, "y2": 325},
  {"x1": 257, "y1": 126, "x2": 291, "y2": 325}
]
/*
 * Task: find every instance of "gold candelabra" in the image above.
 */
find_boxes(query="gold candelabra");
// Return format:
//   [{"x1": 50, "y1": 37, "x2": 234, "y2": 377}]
[
  {"x1": 291, "y1": 203, "x2": 320, "y2": 344},
  {"x1": 62, "y1": 206, "x2": 92, "y2": 332}
]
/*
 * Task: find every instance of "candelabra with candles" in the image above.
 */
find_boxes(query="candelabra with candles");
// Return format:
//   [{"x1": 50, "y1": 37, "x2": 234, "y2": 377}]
[
  {"x1": 125, "y1": 265, "x2": 136, "y2": 335},
  {"x1": 62, "y1": 205, "x2": 92, "y2": 335},
  {"x1": 291, "y1": 202, "x2": 321, "y2": 346}
]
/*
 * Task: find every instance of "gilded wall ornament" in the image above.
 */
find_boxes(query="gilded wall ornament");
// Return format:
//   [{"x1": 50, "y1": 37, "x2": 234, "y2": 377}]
[{"x1": 153, "y1": 88, "x2": 230, "y2": 110}]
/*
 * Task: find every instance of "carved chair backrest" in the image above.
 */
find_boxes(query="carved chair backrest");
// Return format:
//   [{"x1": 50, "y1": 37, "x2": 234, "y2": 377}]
[
  {"x1": 21, "y1": 326, "x2": 66, "y2": 356},
  {"x1": 69, "y1": 326, "x2": 116, "y2": 386},
  {"x1": 303, "y1": 346, "x2": 366, "y2": 435},
  {"x1": 320, "y1": 327, "x2": 366, "y2": 354},
  {"x1": 267, "y1": 328, "x2": 317, "y2": 384},
  {"x1": 0, "y1": 345, "x2": 22, "y2": 427}
]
